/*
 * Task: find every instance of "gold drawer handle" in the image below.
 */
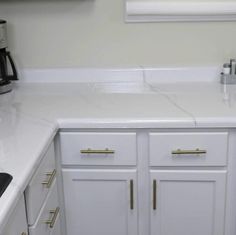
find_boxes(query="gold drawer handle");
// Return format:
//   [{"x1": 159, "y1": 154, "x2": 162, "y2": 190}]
[
  {"x1": 42, "y1": 169, "x2": 56, "y2": 188},
  {"x1": 21, "y1": 233, "x2": 27, "y2": 235},
  {"x1": 130, "y1": 180, "x2": 134, "y2": 210},
  {"x1": 153, "y1": 180, "x2": 157, "y2": 210},
  {"x1": 172, "y1": 148, "x2": 207, "y2": 155},
  {"x1": 44, "y1": 207, "x2": 60, "y2": 228},
  {"x1": 80, "y1": 148, "x2": 115, "y2": 154}
]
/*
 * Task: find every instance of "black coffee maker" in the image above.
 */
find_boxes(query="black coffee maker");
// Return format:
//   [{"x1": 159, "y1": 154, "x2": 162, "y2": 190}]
[{"x1": 0, "y1": 19, "x2": 18, "y2": 94}]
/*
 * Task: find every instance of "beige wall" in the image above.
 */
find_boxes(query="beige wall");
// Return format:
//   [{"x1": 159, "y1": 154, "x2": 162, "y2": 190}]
[{"x1": 0, "y1": 0, "x2": 236, "y2": 68}]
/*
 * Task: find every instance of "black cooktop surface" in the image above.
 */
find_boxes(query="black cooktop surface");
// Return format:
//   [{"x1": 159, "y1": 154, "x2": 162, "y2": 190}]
[{"x1": 0, "y1": 173, "x2": 13, "y2": 197}]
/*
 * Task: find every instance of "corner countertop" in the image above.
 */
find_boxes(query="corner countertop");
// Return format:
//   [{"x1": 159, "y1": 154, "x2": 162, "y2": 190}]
[{"x1": 0, "y1": 80, "x2": 236, "y2": 231}]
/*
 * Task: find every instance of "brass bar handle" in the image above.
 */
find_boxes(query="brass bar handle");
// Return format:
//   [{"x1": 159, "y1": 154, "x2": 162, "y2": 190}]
[
  {"x1": 172, "y1": 148, "x2": 207, "y2": 155},
  {"x1": 44, "y1": 207, "x2": 60, "y2": 228},
  {"x1": 130, "y1": 180, "x2": 134, "y2": 210},
  {"x1": 80, "y1": 148, "x2": 115, "y2": 154},
  {"x1": 153, "y1": 180, "x2": 157, "y2": 210},
  {"x1": 42, "y1": 169, "x2": 56, "y2": 188}
]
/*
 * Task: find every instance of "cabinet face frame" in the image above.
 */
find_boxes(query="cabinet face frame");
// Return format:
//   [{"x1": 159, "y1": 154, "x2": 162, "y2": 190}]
[{"x1": 125, "y1": 1, "x2": 236, "y2": 22}]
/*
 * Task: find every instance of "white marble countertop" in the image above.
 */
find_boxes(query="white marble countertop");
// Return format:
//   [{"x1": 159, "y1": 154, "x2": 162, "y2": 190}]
[{"x1": 0, "y1": 80, "x2": 236, "y2": 231}]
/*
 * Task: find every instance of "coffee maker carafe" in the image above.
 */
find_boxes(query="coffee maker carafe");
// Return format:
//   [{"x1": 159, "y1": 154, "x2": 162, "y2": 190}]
[{"x1": 0, "y1": 19, "x2": 18, "y2": 94}]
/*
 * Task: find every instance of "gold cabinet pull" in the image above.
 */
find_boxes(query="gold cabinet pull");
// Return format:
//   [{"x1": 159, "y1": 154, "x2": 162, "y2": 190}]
[
  {"x1": 21, "y1": 233, "x2": 27, "y2": 235},
  {"x1": 80, "y1": 148, "x2": 115, "y2": 154},
  {"x1": 42, "y1": 169, "x2": 56, "y2": 188},
  {"x1": 172, "y1": 148, "x2": 207, "y2": 155},
  {"x1": 153, "y1": 180, "x2": 157, "y2": 210},
  {"x1": 130, "y1": 180, "x2": 134, "y2": 210},
  {"x1": 44, "y1": 207, "x2": 60, "y2": 228}
]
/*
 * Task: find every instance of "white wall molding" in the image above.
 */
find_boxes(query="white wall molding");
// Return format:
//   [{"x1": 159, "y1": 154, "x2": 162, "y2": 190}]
[
  {"x1": 18, "y1": 66, "x2": 221, "y2": 83},
  {"x1": 126, "y1": 1, "x2": 236, "y2": 22}
]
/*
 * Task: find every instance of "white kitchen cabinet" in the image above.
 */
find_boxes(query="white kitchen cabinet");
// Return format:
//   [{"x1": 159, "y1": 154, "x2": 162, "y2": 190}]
[
  {"x1": 2, "y1": 195, "x2": 28, "y2": 235},
  {"x1": 25, "y1": 142, "x2": 56, "y2": 225},
  {"x1": 1, "y1": 142, "x2": 61, "y2": 235},
  {"x1": 25, "y1": 141, "x2": 62, "y2": 235},
  {"x1": 60, "y1": 130, "x2": 230, "y2": 235},
  {"x1": 150, "y1": 170, "x2": 226, "y2": 235},
  {"x1": 62, "y1": 169, "x2": 138, "y2": 235}
]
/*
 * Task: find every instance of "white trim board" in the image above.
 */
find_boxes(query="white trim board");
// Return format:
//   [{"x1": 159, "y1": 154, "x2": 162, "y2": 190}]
[{"x1": 125, "y1": 1, "x2": 236, "y2": 22}]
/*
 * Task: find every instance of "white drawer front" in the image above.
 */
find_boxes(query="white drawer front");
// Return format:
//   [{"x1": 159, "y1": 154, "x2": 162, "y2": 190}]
[
  {"x1": 60, "y1": 132, "x2": 137, "y2": 166},
  {"x1": 149, "y1": 132, "x2": 228, "y2": 166},
  {"x1": 28, "y1": 181, "x2": 60, "y2": 235},
  {"x1": 25, "y1": 143, "x2": 56, "y2": 225}
]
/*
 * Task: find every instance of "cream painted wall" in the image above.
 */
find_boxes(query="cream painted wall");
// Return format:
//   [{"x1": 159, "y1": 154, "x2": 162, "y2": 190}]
[{"x1": 0, "y1": 0, "x2": 236, "y2": 68}]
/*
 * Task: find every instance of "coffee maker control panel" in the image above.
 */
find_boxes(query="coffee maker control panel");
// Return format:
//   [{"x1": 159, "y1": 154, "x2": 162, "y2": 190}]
[{"x1": 0, "y1": 20, "x2": 7, "y2": 49}]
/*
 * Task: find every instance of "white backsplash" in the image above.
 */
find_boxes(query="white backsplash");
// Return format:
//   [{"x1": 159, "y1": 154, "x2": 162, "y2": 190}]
[{"x1": 19, "y1": 66, "x2": 222, "y2": 83}]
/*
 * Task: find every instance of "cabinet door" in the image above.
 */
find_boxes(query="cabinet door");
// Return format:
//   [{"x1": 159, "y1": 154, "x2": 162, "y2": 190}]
[
  {"x1": 150, "y1": 170, "x2": 226, "y2": 235},
  {"x1": 62, "y1": 169, "x2": 138, "y2": 235},
  {"x1": 2, "y1": 196, "x2": 28, "y2": 235}
]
